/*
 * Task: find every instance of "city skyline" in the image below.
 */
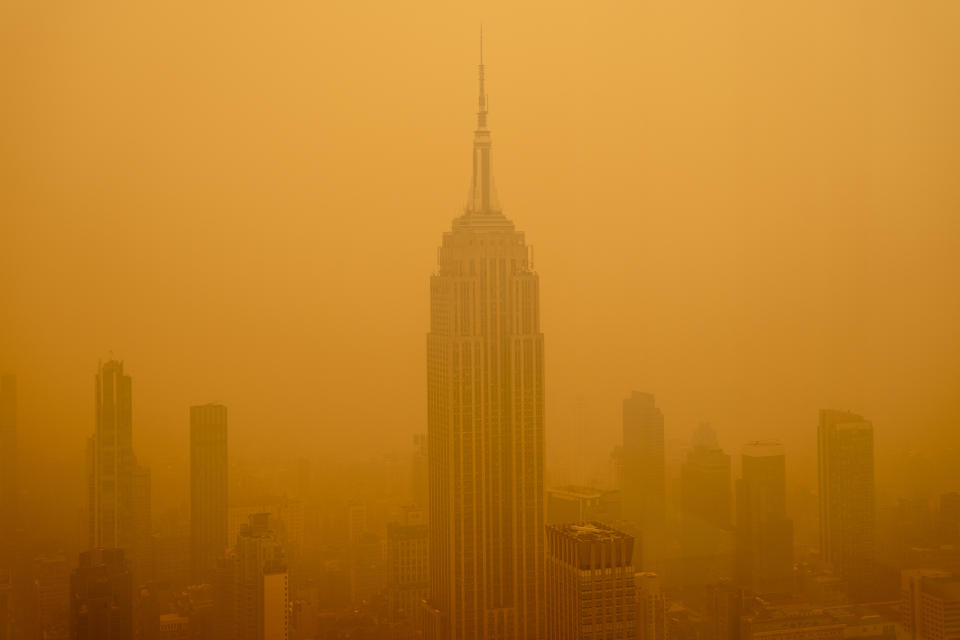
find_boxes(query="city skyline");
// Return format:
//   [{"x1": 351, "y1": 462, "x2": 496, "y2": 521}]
[{"x1": 2, "y1": 5, "x2": 959, "y2": 640}]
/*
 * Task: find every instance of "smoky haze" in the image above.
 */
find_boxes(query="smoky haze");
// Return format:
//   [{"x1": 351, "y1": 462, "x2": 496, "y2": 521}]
[{"x1": 1, "y1": 0, "x2": 958, "y2": 541}]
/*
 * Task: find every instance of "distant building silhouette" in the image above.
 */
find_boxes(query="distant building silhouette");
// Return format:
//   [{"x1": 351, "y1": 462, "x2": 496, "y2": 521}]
[
  {"x1": 34, "y1": 554, "x2": 71, "y2": 640},
  {"x1": 424, "y1": 51, "x2": 546, "y2": 640},
  {"x1": 735, "y1": 441, "x2": 794, "y2": 595},
  {"x1": 818, "y1": 410, "x2": 876, "y2": 600},
  {"x1": 69, "y1": 548, "x2": 133, "y2": 640},
  {"x1": 387, "y1": 506, "x2": 429, "y2": 638},
  {"x1": 622, "y1": 392, "x2": 666, "y2": 560},
  {"x1": 131, "y1": 464, "x2": 152, "y2": 585},
  {"x1": 681, "y1": 424, "x2": 732, "y2": 529},
  {"x1": 88, "y1": 360, "x2": 151, "y2": 588},
  {"x1": 636, "y1": 572, "x2": 666, "y2": 640},
  {"x1": 680, "y1": 426, "x2": 734, "y2": 586},
  {"x1": 704, "y1": 580, "x2": 744, "y2": 640},
  {"x1": 89, "y1": 361, "x2": 134, "y2": 550},
  {"x1": 233, "y1": 513, "x2": 289, "y2": 640},
  {"x1": 546, "y1": 522, "x2": 637, "y2": 640},
  {"x1": 190, "y1": 403, "x2": 229, "y2": 585}
]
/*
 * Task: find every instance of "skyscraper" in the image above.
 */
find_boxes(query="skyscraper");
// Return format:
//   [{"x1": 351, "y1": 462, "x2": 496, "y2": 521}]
[
  {"x1": 680, "y1": 425, "x2": 734, "y2": 586},
  {"x1": 424, "y1": 51, "x2": 546, "y2": 640},
  {"x1": 635, "y1": 573, "x2": 666, "y2": 640},
  {"x1": 735, "y1": 441, "x2": 794, "y2": 595},
  {"x1": 233, "y1": 513, "x2": 289, "y2": 640},
  {"x1": 621, "y1": 392, "x2": 666, "y2": 552},
  {"x1": 190, "y1": 404, "x2": 229, "y2": 585},
  {"x1": 900, "y1": 569, "x2": 960, "y2": 640},
  {"x1": 387, "y1": 507, "x2": 429, "y2": 638},
  {"x1": 89, "y1": 361, "x2": 135, "y2": 552},
  {"x1": 817, "y1": 410, "x2": 876, "y2": 600},
  {"x1": 681, "y1": 424, "x2": 732, "y2": 530},
  {"x1": 132, "y1": 464, "x2": 153, "y2": 585},
  {"x1": 0, "y1": 374, "x2": 17, "y2": 575},
  {"x1": 69, "y1": 548, "x2": 133, "y2": 640},
  {"x1": 88, "y1": 360, "x2": 152, "y2": 589},
  {"x1": 33, "y1": 554, "x2": 71, "y2": 640},
  {"x1": 546, "y1": 522, "x2": 637, "y2": 640}
]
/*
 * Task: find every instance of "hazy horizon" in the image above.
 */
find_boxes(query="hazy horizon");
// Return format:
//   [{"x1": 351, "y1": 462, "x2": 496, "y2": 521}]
[{"x1": 2, "y1": 0, "x2": 958, "y2": 538}]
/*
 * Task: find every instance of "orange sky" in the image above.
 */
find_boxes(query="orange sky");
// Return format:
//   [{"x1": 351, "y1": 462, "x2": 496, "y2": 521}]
[{"x1": 1, "y1": 1, "x2": 958, "y2": 513}]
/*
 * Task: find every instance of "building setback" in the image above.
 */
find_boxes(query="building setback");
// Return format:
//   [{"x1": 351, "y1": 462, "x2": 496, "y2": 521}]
[
  {"x1": 190, "y1": 403, "x2": 229, "y2": 585},
  {"x1": 818, "y1": 410, "x2": 876, "y2": 600}
]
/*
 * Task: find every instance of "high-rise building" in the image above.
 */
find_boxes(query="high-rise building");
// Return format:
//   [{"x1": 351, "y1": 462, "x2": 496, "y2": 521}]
[
  {"x1": 546, "y1": 522, "x2": 637, "y2": 640},
  {"x1": 34, "y1": 554, "x2": 71, "y2": 640},
  {"x1": 424, "y1": 53, "x2": 545, "y2": 640},
  {"x1": 190, "y1": 404, "x2": 229, "y2": 585},
  {"x1": 635, "y1": 573, "x2": 666, "y2": 640},
  {"x1": 735, "y1": 442, "x2": 794, "y2": 595},
  {"x1": 900, "y1": 569, "x2": 960, "y2": 640},
  {"x1": 0, "y1": 374, "x2": 17, "y2": 575},
  {"x1": 681, "y1": 424, "x2": 731, "y2": 530},
  {"x1": 818, "y1": 410, "x2": 876, "y2": 600},
  {"x1": 680, "y1": 426, "x2": 734, "y2": 586},
  {"x1": 234, "y1": 513, "x2": 289, "y2": 640},
  {"x1": 89, "y1": 361, "x2": 135, "y2": 552},
  {"x1": 349, "y1": 531, "x2": 385, "y2": 606},
  {"x1": 704, "y1": 580, "x2": 743, "y2": 640},
  {"x1": 387, "y1": 507, "x2": 429, "y2": 638},
  {"x1": 69, "y1": 548, "x2": 133, "y2": 640},
  {"x1": 621, "y1": 393, "x2": 666, "y2": 542},
  {"x1": 132, "y1": 464, "x2": 153, "y2": 584}
]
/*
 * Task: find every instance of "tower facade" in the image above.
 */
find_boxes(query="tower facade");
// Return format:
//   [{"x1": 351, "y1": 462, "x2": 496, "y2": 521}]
[
  {"x1": 545, "y1": 522, "x2": 637, "y2": 640},
  {"x1": 817, "y1": 410, "x2": 876, "y2": 600},
  {"x1": 69, "y1": 548, "x2": 133, "y2": 640},
  {"x1": 233, "y1": 514, "x2": 289, "y2": 640},
  {"x1": 89, "y1": 361, "x2": 135, "y2": 551},
  {"x1": 190, "y1": 404, "x2": 229, "y2": 585},
  {"x1": 635, "y1": 573, "x2": 666, "y2": 640},
  {"x1": 425, "y1": 55, "x2": 546, "y2": 640},
  {"x1": 681, "y1": 426, "x2": 732, "y2": 530},
  {"x1": 621, "y1": 392, "x2": 666, "y2": 548},
  {"x1": 735, "y1": 441, "x2": 794, "y2": 595}
]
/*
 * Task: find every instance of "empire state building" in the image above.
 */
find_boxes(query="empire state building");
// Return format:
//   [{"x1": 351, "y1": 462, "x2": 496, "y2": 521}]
[{"x1": 424, "y1": 54, "x2": 546, "y2": 640}]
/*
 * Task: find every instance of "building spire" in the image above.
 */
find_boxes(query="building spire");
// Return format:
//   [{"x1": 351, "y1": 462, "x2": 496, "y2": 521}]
[
  {"x1": 478, "y1": 26, "x2": 487, "y2": 129},
  {"x1": 468, "y1": 26, "x2": 498, "y2": 215}
]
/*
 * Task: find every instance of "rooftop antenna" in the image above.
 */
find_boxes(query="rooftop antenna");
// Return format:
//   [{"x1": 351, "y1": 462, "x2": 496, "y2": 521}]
[{"x1": 477, "y1": 25, "x2": 487, "y2": 127}]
